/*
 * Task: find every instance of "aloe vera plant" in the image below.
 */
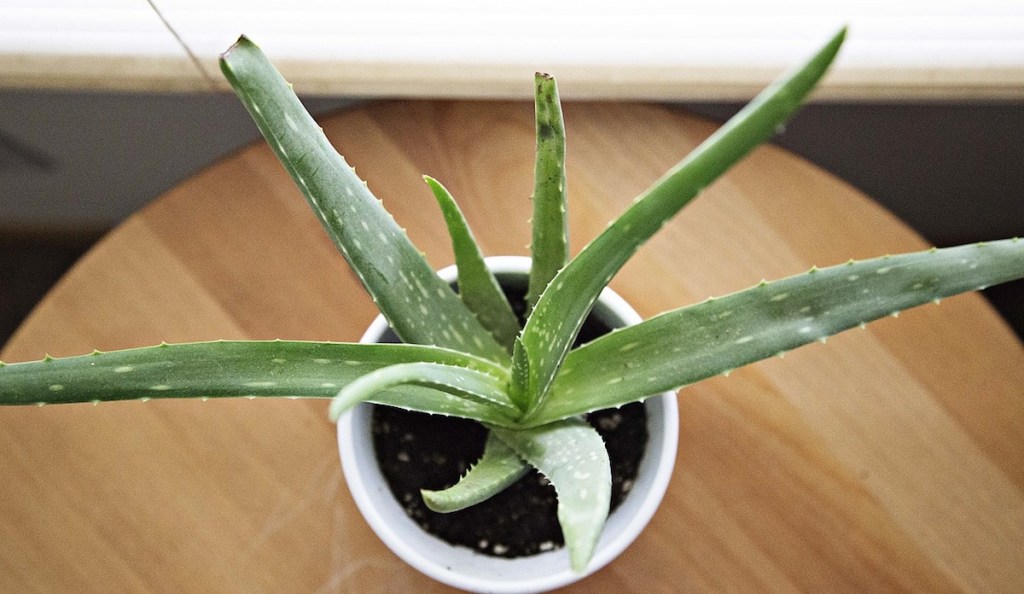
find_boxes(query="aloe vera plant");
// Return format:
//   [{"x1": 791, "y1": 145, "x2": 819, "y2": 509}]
[{"x1": 2, "y1": 28, "x2": 1023, "y2": 574}]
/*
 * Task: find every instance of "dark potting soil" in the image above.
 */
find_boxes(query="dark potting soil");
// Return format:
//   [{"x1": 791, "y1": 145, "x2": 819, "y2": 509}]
[
  {"x1": 371, "y1": 284, "x2": 649, "y2": 559},
  {"x1": 371, "y1": 402, "x2": 648, "y2": 559}
]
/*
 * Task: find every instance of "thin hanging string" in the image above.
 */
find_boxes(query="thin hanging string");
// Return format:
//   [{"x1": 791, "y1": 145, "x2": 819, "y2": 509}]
[{"x1": 145, "y1": 0, "x2": 220, "y2": 90}]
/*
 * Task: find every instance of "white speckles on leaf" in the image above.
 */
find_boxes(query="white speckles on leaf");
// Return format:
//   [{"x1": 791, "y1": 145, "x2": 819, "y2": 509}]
[
  {"x1": 284, "y1": 111, "x2": 298, "y2": 131},
  {"x1": 150, "y1": 385, "x2": 171, "y2": 391},
  {"x1": 245, "y1": 381, "x2": 276, "y2": 388},
  {"x1": 113, "y1": 366, "x2": 134, "y2": 373},
  {"x1": 48, "y1": 384, "x2": 64, "y2": 392},
  {"x1": 770, "y1": 292, "x2": 790, "y2": 302},
  {"x1": 734, "y1": 336, "x2": 754, "y2": 345}
]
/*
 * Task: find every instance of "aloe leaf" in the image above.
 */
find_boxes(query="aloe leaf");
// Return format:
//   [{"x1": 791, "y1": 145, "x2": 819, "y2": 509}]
[
  {"x1": 328, "y1": 362, "x2": 514, "y2": 423},
  {"x1": 512, "y1": 28, "x2": 846, "y2": 414},
  {"x1": 365, "y1": 386, "x2": 519, "y2": 427},
  {"x1": 424, "y1": 176, "x2": 520, "y2": 351},
  {"x1": 219, "y1": 38, "x2": 507, "y2": 364},
  {"x1": 421, "y1": 432, "x2": 530, "y2": 512},
  {"x1": 0, "y1": 340, "x2": 506, "y2": 404},
  {"x1": 530, "y1": 239, "x2": 1024, "y2": 424},
  {"x1": 526, "y1": 73, "x2": 569, "y2": 313},
  {"x1": 492, "y1": 418, "x2": 611, "y2": 572}
]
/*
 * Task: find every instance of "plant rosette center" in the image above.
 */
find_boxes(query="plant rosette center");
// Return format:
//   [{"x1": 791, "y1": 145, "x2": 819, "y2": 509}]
[{"x1": 336, "y1": 257, "x2": 679, "y2": 593}]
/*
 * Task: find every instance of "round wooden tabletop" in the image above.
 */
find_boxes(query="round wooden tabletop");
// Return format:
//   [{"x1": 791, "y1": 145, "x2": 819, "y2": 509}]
[{"x1": 2, "y1": 101, "x2": 1022, "y2": 592}]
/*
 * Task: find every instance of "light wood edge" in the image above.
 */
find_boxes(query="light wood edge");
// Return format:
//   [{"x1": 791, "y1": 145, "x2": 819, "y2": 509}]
[{"x1": 3, "y1": 55, "x2": 1024, "y2": 101}]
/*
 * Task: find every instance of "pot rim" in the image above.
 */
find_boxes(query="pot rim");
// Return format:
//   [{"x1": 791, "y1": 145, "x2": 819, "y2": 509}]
[{"x1": 338, "y1": 256, "x2": 679, "y2": 593}]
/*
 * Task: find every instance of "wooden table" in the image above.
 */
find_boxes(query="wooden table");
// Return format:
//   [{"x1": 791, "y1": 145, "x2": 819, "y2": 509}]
[{"x1": 2, "y1": 101, "x2": 1022, "y2": 592}]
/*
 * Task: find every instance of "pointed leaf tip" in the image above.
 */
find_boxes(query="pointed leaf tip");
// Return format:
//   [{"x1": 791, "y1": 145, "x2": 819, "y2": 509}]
[
  {"x1": 219, "y1": 39, "x2": 507, "y2": 362},
  {"x1": 514, "y1": 28, "x2": 846, "y2": 413}
]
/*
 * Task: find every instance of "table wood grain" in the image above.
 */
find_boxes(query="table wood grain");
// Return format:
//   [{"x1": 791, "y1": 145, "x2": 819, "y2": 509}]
[{"x1": 2, "y1": 101, "x2": 1022, "y2": 592}]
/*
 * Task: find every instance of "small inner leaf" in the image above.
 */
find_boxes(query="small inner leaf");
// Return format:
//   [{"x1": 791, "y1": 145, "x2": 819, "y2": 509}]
[
  {"x1": 424, "y1": 175, "x2": 520, "y2": 352},
  {"x1": 421, "y1": 432, "x2": 529, "y2": 513}
]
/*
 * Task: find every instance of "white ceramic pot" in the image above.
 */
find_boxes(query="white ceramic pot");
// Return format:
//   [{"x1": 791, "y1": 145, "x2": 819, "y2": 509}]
[{"x1": 337, "y1": 256, "x2": 679, "y2": 593}]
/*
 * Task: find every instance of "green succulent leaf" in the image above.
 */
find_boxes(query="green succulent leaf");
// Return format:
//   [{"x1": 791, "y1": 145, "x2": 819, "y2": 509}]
[
  {"x1": 328, "y1": 362, "x2": 514, "y2": 423},
  {"x1": 219, "y1": 37, "x2": 507, "y2": 364},
  {"x1": 424, "y1": 175, "x2": 520, "y2": 352},
  {"x1": 0, "y1": 341, "x2": 514, "y2": 424},
  {"x1": 512, "y1": 28, "x2": 846, "y2": 416},
  {"x1": 526, "y1": 73, "x2": 569, "y2": 313},
  {"x1": 492, "y1": 418, "x2": 611, "y2": 572},
  {"x1": 530, "y1": 239, "x2": 1024, "y2": 424},
  {"x1": 421, "y1": 432, "x2": 530, "y2": 513}
]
